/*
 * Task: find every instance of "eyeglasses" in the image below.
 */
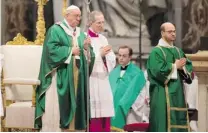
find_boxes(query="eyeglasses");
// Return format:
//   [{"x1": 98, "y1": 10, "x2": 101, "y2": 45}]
[
  {"x1": 93, "y1": 21, "x2": 105, "y2": 25},
  {"x1": 164, "y1": 30, "x2": 176, "y2": 34}
]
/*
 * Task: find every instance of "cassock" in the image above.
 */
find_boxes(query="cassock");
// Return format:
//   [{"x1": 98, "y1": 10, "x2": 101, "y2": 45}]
[
  {"x1": 35, "y1": 20, "x2": 95, "y2": 131},
  {"x1": 109, "y1": 62, "x2": 146, "y2": 129},
  {"x1": 147, "y1": 38, "x2": 193, "y2": 132},
  {"x1": 88, "y1": 29, "x2": 115, "y2": 132}
]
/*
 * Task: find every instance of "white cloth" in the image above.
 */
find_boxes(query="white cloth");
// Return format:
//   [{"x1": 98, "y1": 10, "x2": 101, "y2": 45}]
[
  {"x1": 171, "y1": 64, "x2": 177, "y2": 79},
  {"x1": 127, "y1": 70, "x2": 150, "y2": 124},
  {"x1": 41, "y1": 71, "x2": 61, "y2": 132},
  {"x1": 89, "y1": 33, "x2": 116, "y2": 118},
  {"x1": 120, "y1": 70, "x2": 125, "y2": 77},
  {"x1": 120, "y1": 63, "x2": 130, "y2": 77},
  {"x1": 0, "y1": 53, "x2": 4, "y2": 117},
  {"x1": 184, "y1": 75, "x2": 198, "y2": 132}
]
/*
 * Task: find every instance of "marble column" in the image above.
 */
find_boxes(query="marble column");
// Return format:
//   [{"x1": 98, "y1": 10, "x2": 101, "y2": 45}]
[
  {"x1": 52, "y1": 0, "x2": 71, "y2": 23},
  {"x1": 173, "y1": 0, "x2": 182, "y2": 48},
  {"x1": 52, "y1": 0, "x2": 64, "y2": 23}
]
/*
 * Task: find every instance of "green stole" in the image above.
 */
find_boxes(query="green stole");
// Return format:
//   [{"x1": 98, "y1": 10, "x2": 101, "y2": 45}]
[{"x1": 109, "y1": 62, "x2": 146, "y2": 129}]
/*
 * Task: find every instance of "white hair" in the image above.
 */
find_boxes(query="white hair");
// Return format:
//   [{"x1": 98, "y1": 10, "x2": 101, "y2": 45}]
[{"x1": 65, "y1": 5, "x2": 80, "y2": 14}]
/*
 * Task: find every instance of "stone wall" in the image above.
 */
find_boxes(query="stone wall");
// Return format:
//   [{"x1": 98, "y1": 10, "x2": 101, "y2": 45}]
[{"x1": 182, "y1": 0, "x2": 208, "y2": 53}]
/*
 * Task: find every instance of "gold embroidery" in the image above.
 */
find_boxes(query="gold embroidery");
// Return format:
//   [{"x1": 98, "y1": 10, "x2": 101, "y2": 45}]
[
  {"x1": 165, "y1": 85, "x2": 171, "y2": 132},
  {"x1": 110, "y1": 126, "x2": 124, "y2": 132},
  {"x1": 170, "y1": 107, "x2": 188, "y2": 111},
  {"x1": 73, "y1": 58, "x2": 79, "y2": 96},
  {"x1": 156, "y1": 45, "x2": 166, "y2": 60},
  {"x1": 170, "y1": 125, "x2": 189, "y2": 129},
  {"x1": 69, "y1": 35, "x2": 79, "y2": 130},
  {"x1": 156, "y1": 46, "x2": 174, "y2": 85}
]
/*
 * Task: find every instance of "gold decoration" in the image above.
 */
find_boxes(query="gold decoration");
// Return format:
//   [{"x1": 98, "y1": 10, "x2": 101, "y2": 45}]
[
  {"x1": 32, "y1": 85, "x2": 36, "y2": 107},
  {"x1": 62, "y1": 0, "x2": 67, "y2": 16},
  {"x1": 6, "y1": 0, "x2": 49, "y2": 45},
  {"x1": 1, "y1": 72, "x2": 5, "y2": 132},
  {"x1": 6, "y1": 33, "x2": 34, "y2": 45},
  {"x1": 34, "y1": 0, "x2": 49, "y2": 45},
  {"x1": 111, "y1": 126, "x2": 124, "y2": 132}
]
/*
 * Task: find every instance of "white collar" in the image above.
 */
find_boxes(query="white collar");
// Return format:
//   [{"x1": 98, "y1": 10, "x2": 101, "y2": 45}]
[
  {"x1": 62, "y1": 19, "x2": 80, "y2": 37},
  {"x1": 158, "y1": 38, "x2": 174, "y2": 48}
]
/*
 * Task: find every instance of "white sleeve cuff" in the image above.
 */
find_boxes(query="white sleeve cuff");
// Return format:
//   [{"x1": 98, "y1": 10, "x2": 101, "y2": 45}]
[
  {"x1": 170, "y1": 64, "x2": 177, "y2": 79},
  {"x1": 64, "y1": 51, "x2": 72, "y2": 64}
]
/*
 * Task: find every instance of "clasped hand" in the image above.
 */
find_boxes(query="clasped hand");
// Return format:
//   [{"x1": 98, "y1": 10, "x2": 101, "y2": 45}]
[
  {"x1": 84, "y1": 36, "x2": 91, "y2": 50},
  {"x1": 72, "y1": 37, "x2": 91, "y2": 56},
  {"x1": 175, "y1": 58, "x2": 186, "y2": 70},
  {"x1": 100, "y1": 45, "x2": 112, "y2": 57}
]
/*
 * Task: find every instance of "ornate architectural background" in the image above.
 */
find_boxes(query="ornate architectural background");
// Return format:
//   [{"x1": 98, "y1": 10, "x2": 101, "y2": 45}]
[
  {"x1": 2, "y1": 0, "x2": 54, "y2": 45},
  {"x1": 67, "y1": 0, "x2": 149, "y2": 38},
  {"x1": 182, "y1": 0, "x2": 208, "y2": 53}
]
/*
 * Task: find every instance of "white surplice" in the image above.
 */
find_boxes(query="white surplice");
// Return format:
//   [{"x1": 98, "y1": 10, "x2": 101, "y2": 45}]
[
  {"x1": 184, "y1": 75, "x2": 198, "y2": 132},
  {"x1": 89, "y1": 33, "x2": 116, "y2": 118},
  {"x1": 126, "y1": 70, "x2": 150, "y2": 124}
]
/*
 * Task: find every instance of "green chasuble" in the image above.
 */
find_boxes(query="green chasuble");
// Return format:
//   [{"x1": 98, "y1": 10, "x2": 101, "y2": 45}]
[
  {"x1": 35, "y1": 21, "x2": 95, "y2": 130},
  {"x1": 109, "y1": 62, "x2": 146, "y2": 129},
  {"x1": 147, "y1": 45, "x2": 193, "y2": 132}
]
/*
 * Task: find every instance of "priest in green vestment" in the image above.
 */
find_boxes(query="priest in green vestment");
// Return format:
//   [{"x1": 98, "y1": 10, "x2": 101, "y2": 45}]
[
  {"x1": 147, "y1": 22, "x2": 193, "y2": 132},
  {"x1": 34, "y1": 5, "x2": 95, "y2": 131},
  {"x1": 109, "y1": 45, "x2": 146, "y2": 129}
]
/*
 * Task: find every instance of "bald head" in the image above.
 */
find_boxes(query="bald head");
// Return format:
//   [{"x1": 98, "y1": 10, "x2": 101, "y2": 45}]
[
  {"x1": 160, "y1": 22, "x2": 175, "y2": 32},
  {"x1": 160, "y1": 22, "x2": 176, "y2": 43}
]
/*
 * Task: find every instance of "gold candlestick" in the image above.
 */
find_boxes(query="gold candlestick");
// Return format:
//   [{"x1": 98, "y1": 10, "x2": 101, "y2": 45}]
[
  {"x1": 34, "y1": 0, "x2": 49, "y2": 45},
  {"x1": 62, "y1": 0, "x2": 67, "y2": 16}
]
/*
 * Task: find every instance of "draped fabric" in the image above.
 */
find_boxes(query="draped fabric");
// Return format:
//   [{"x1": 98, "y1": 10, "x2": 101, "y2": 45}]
[
  {"x1": 109, "y1": 62, "x2": 146, "y2": 129},
  {"x1": 35, "y1": 21, "x2": 95, "y2": 130},
  {"x1": 147, "y1": 39, "x2": 193, "y2": 132}
]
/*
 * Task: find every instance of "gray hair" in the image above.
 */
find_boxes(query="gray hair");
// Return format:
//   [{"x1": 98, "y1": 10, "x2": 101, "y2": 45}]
[{"x1": 88, "y1": 11, "x2": 103, "y2": 25}]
